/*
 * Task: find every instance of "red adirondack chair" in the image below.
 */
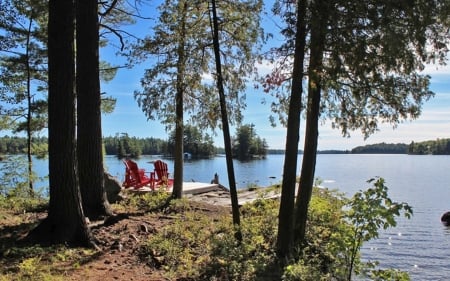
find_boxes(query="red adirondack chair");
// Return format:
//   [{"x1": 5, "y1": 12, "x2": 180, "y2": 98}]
[
  {"x1": 122, "y1": 159, "x2": 155, "y2": 189},
  {"x1": 153, "y1": 160, "x2": 173, "y2": 187}
]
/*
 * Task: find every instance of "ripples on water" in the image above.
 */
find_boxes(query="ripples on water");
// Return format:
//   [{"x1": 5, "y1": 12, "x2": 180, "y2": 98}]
[{"x1": 21, "y1": 154, "x2": 450, "y2": 280}]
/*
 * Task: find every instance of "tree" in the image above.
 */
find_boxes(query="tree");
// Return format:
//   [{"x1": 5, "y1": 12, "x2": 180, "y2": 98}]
[
  {"x1": 133, "y1": 0, "x2": 264, "y2": 199},
  {"x1": 267, "y1": 0, "x2": 450, "y2": 259},
  {"x1": 167, "y1": 124, "x2": 215, "y2": 158},
  {"x1": 76, "y1": 0, "x2": 113, "y2": 219},
  {"x1": 344, "y1": 178, "x2": 413, "y2": 280},
  {"x1": 232, "y1": 124, "x2": 267, "y2": 160},
  {"x1": 293, "y1": 0, "x2": 327, "y2": 247},
  {"x1": 116, "y1": 132, "x2": 142, "y2": 158},
  {"x1": 0, "y1": 0, "x2": 48, "y2": 192},
  {"x1": 28, "y1": 0, "x2": 92, "y2": 245},
  {"x1": 273, "y1": 0, "x2": 308, "y2": 260},
  {"x1": 209, "y1": 0, "x2": 241, "y2": 236},
  {"x1": 294, "y1": 0, "x2": 449, "y2": 246}
]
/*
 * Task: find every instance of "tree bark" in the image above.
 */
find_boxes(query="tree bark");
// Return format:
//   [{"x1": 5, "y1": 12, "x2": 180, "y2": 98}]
[
  {"x1": 76, "y1": 0, "x2": 112, "y2": 219},
  {"x1": 210, "y1": 0, "x2": 241, "y2": 234},
  {"x1": 171, "y1": 0, "x2": 188, "y2": 199},
  {"x1": 276, "y1": 0, "x2": 307, "y2": 260},
  {"x1": 27, "y1": 0, "x2": 92, "y2": 246},
  {"x1": 294, "y1": 0, "x2": 327, "y2": 246},
  {"x1": 25, "y1": 17, "x2": 34, "y2": 193}
]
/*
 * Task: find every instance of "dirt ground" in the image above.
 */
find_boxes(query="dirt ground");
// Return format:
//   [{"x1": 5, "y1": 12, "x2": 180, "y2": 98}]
[{"x1": 0, "y1": 201, "x2": 231, "y2": 281}]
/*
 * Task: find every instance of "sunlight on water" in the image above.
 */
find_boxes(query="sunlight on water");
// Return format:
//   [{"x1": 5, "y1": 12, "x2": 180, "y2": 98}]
[{"x1": 5, "y1": 154, "x2": 450, "y2": 280}]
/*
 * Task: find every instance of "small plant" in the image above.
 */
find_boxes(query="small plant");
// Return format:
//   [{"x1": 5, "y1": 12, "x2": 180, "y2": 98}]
[
  {"x1": 343, "y1": 177, "x2": 413, "y2": 280},
  {"x1": 0, "y1": 245, "x2": 83, "y2": 281},
  {"x1": 0, "y1": 155, "x2": 48, "y2": 213},
  {"x1": 140, "y1": 207, "x2": 224, "y2": 278},
  {"x1": 205, "y1": 198, "x2": 279, "y2": 280},
  {"x1": 286, "y1": 187, "x2": 348, "y2": 281},
  {"x1": 122, "y1": 189, "x2": 171, "y2": 212}
]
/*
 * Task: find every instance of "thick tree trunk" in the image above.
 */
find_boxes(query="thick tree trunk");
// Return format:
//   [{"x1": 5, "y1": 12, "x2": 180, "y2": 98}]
[
  {"x1": 76, "y1": 0, "x2": 112, "y2": 219},
  {"x1": 28, "y1": 0, "x2": 92, "y2": 246},
  {"x1": 172, "y1": 89, "x2": 184, "y2": 199},
  {"x1": 294, "y1": 0, "x2": 327, "y2": 246},
  {"x1": 276, "y1": 0, "x2": 307, "y2": 260}
]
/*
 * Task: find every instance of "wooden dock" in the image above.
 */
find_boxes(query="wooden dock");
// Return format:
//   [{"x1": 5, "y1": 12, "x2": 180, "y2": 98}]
[
  {"x1": 125, "y1": 181, "x2": 226, "y2": 195},
  {"x1": 182, "y1": 182, "x2": 225, "y2": 194},
  {"x1": 125, "y1": 181, "x2": 283, "y2": 207}
]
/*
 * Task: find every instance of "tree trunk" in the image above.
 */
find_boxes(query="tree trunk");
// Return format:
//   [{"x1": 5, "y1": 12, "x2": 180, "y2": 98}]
[
  {"x1": 171, "y1": 0, "x2": 188, "y2": 199},
  {"x1": 294, "y1": 0, "x2": 327, "y2": 246},
  {"x1": 172, "y1": 88, "x2": 184, "y2": 199},
  {"x1": 27, "y1": 0, "x2": 92, "y2": 246},
  {"x1": 210, "y1": 0, "x2": 241, "y2": 234},
  {"x1": 276, "y1": 0, "x2": 307, "y2": 260},
  {"x1": 76, "y1": 0, "x2": 112, "y2": 219},
  {"x1": 25, "y1": 17, "x2": 34, "y2": 193}
]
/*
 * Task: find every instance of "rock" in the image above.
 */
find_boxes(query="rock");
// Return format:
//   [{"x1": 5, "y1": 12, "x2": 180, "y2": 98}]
[
  {"x1": 104, "y1": 172, "x2": 122, "y2": 203},
  {"x1": 441, "y1": 211, "x2": 450, "y2": 226}
]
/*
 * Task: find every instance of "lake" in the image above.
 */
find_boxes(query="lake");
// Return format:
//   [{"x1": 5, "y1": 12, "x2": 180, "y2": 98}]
[{"x1": 20, "y1": 154, "x2": 450, "y2": 280}]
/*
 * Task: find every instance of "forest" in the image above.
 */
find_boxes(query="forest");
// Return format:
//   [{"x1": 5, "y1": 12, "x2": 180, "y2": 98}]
[
  {"x1": 0, "y1": 123, "x2": 268, "y2": 160},
  {"x1": 408, "y1": 138, "x2": 450, "y2": 155},
  {"x1": 351, "y1": 142, "x2": 409, "y2": 154},
  {"x1": 351, "y1": 139, "x2": 450, "y2": 155},
  {"x1": 1, "y1": 0, "x2": 449, "y2": 280}
]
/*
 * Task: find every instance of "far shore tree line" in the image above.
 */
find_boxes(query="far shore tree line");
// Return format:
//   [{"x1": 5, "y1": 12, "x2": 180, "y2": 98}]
[
  {"x1": 1, "y1": 136, "x2": 450, "y2": 156},
  {"x1": 0, "y1": 123, "x2": 268, "y2": 160}
]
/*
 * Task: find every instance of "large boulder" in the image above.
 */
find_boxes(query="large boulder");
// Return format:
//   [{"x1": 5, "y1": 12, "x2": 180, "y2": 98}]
[
  {"x1": 441, "y1": 211, "x2": 450, "y2": 226},
  {"x1": 104, "y1": 172, "x2": 122, "y2": 203}
]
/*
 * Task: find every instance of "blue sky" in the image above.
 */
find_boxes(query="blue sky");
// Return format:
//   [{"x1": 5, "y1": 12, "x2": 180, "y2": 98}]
[
  {"x1": 100, "y1": 2, "x2": 450, "y2": 151},
  {"x1": 100, "y1": 63, "x2": 450, "y2": 150}
]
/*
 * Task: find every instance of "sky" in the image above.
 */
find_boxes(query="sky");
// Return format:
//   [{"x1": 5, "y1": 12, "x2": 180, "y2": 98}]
[{"x1": 99, "y1": 2, "x2": 450, "y2": 151}]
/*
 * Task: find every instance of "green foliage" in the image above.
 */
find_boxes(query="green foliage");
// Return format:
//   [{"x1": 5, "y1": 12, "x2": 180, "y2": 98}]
[
  {"x1": 139, "y1": 197, "x2": 279, "y2": 280},
  {"x1": 0, "y1": 0, "x2": 48, "y2": 138},
  {"x1": 168, "y1": 124, "x2": 216, "y2": 158},
  {"x1": 408, "y1": 138, "x2": 450, "y2": 155},
  {"x1": 0, "y1": 136, "x2": 48, "y2": 155},
  {"x1": 363, "y1": 267, "x2": 410, "y2": 281},
  {"x1": 280, "y1": 179, "x2": 412, "y2": 281},
  {"x1": 0, "y1": 134, "x2": 180, "y2": 157},
  {"x1": 0, "y1": 155, "x2": 48, "y2": 211},
  {"x1": 100, "y1": 95, "x2": 117, "y2": 115},
  {"x1": 0, "y1": 244, "x2": 95, "y2": 281},
  {"x1": 122, "y1": 189, "x2": 171, "y2": 212},
  {"x1": 132, "y1": 0, "x2": 264, "y2": 131},
  {"x1": 232, "y1": 123, "x2": 268, "y2": 160},
  {"x1": 0, "y1": 176, "x2": 412, "y2": 280},
  {"x1": 137, "y1": 180, "x2": 412, "y2": 280},
  {"x1": 140, "y1": 200, "x2": 227, "y2": 278},
  {"x1": 267, "y1": 1, "x2": 449, "y2": 138},
  {"x1": 113, "y1": 133, "x2": 143, "y2": 158},
  {"x1": 285, "y1": 187, "x2": 349, "y2": 281},
  {"x1": 351, "y1": 143, "x2": 408, "y2": 154},
  {"x1": 343, "y1": 177, "x2": 413, "y2": 280},
  {"x1": 211, "y1": 198, "x2": 279, "y2": 279}
]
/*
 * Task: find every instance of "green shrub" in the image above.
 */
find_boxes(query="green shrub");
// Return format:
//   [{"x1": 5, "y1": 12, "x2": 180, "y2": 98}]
[
  {"x1": 121, "y1": 189, "x2": 171, "y2": 212},
  {"x1": 140, "y1": 205, "x2": 223, "y2": 278},
  {"x1": 139, "y1": 178, "x2": 412, "y2": 281},
  {"x1": 203, "y1": 198, "x2": 279, "y2": 280}
]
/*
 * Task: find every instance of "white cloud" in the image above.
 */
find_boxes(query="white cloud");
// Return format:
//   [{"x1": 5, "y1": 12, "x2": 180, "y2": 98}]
[{"x1": 422, "y1": 63, "x2": 450, "y2": 75}]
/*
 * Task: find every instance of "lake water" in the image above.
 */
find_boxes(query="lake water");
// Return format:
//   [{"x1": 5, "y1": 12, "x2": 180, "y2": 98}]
[{"x1": 17, "y1": 154, "x2": 450, "y2": 279}]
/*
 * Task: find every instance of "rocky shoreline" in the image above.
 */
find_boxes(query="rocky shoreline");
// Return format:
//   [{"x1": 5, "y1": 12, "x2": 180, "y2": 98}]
[
  {"x1": 186, "y1": 184, "x2": 282, "y2": 207},
  {"x1": 105, "y1": 171, "x2": 282, "y2": 207}
]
